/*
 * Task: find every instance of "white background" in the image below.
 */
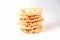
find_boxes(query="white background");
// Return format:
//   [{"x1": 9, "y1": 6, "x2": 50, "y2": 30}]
[{"x1": 0, "y1": 0, "x2": 60, "y2": 40}]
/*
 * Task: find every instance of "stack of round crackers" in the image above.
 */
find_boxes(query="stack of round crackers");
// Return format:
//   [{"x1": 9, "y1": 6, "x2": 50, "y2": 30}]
[{"x1": 18, "y1": 8, "x2": 44, "y2": 34}]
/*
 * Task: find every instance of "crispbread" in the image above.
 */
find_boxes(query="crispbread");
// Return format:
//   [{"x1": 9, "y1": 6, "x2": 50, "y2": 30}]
[
  {"x1": 19, "y1": 23, "x2": 43, "y2": 29},
  {"x1": 20, "y1": 25, "x2": 44, "y2": 34},
  {"x1": 19, "y1": 15, "x2": 41, "y2": 20},
  {"x1": 18, "y1": 8, "x2": 44, "y2": 34},
  {"x1": 19, "y1": 8, "x2": 43, "y2": 16},
  {"x1": 19, "y1": 17, "x2": 44, "y2": 23},
  {"x1": 18, "y1": 17, "x2": 44, "y2": 29}
]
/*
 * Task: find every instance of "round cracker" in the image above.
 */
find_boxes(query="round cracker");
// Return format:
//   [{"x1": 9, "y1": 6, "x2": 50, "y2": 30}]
[
  {"x1": 19, "y1": 8, "x2": 43, "y2": 16},
  {"x1": 20, "y1": 26, "x2": 44, "y2": 34},
  {"x1": 19, "y1": 17, "x2": 44, "y2": 24}
]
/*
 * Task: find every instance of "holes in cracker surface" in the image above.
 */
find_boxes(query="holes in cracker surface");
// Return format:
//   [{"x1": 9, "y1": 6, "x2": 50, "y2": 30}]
[
  {"x1": 31, "y1": 22, "x2": 34, "y2": 23},
  {"x1": 27, "y1": 22, "x2": 29, "y2": 23},
  {"x1": 26, "y1": 25, "x2": 28, "y2": 27},
  {"x1": 33, "y1": 28, "x2": 36, "y2": 30},
  {"x1": 30, "y1": 26, "x2": 33, "y2": 28},
  {"x1": 24, "y1": 29, "x2": 31, "y2": 32},
  {"x1": 23, "y1": 11, "x2": 25, "y2": 13},
  {"x1": 21, "y1": 9, "x2": 25, "y2": 13},
  {"x1": 35, "y1": 21, "x2": 38, "y2": 22}
]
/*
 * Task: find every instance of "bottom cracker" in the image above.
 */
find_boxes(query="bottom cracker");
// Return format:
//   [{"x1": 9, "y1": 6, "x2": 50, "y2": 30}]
[{"x1": 20, "y1": 26, "x2": 44, "y2": 34}]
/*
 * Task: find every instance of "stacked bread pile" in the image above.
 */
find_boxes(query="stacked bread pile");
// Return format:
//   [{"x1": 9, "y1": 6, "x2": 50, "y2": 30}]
[{"x1": 18, "y1": 8, "x2": 44, "y2": 34}]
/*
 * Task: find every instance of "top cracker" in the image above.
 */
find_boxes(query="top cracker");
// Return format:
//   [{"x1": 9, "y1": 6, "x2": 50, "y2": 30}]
[{"x1": 19, "y1": 8, "x2": 43, "y2": 16}]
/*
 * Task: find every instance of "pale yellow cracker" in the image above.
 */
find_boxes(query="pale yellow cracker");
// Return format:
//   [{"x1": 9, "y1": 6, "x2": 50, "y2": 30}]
[{"x1": 19, "y1": 8, "x2": 43, "y2": 16}]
